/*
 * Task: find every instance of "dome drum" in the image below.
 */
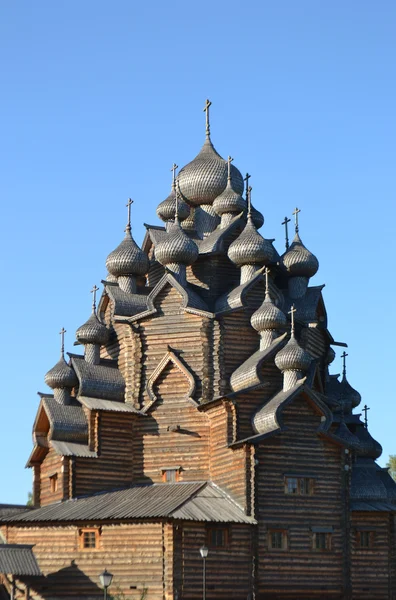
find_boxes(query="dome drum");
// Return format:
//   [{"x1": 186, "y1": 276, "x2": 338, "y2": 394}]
[
  {"x1": 118, "y1": 275, "x2": 137, "y2": 295},
  {"x1": 85, "y1": 344, "x2": 101, "y2": 366},
  {"x1": 288, "y1": 276, "x2": 309, "y2": 299},
  {"x1": 194, "y1": 205, "x2": 220, "y2": 239}
]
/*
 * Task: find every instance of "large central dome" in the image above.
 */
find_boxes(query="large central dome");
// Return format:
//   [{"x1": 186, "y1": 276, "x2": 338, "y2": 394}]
[{"x1": 178, "y1": 136, "x2": 244, "y2": 206}]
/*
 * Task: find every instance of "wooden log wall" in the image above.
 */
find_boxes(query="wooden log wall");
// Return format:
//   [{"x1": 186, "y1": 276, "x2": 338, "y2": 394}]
[
  {"x1": 255, "y1": 395, "x2": 345, "y2": 598},
  {"x1": 6, "y1": 522, "x2": 165, "y2": 600},
  {"x1": 180, "y1": 521, "x2": 253, "y2": 600},
  {"x1": 131, "y1": 360, "x2": 210, "y2": 484},
  {"x1": 220, "y1": 312, "x2": 260, "y2": 387},
  {"x1": 39, "y1": 449, "x2": 68, "y2": 507},
  {"x1": 350, "y1": 512, "x2": 392, "y2": 600},
  {"x1": 206, "y1": 403, "x2": 248, "y2": 510},
  {"x1": 74, "y1": 411, "x2": 135, "y2": 496}
]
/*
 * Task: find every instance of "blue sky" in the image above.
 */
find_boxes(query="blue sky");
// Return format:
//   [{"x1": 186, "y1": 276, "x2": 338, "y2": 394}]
[{"x1": 0, "y1": 1, "x2": 395, "y2": 503}]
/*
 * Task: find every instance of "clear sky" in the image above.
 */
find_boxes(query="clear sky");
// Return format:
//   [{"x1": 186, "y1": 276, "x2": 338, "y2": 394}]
[{"x1": 0, "y1": 1, "x2": 395, "y2": 504}]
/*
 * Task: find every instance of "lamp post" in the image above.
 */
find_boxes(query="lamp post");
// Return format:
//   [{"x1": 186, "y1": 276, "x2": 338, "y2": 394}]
[
  {"x1": 199, "y1": 545, "x2": 209, "y2": 600},
  {"x1": 99, "y1": 569, "x2": 113, "y2": 600}
]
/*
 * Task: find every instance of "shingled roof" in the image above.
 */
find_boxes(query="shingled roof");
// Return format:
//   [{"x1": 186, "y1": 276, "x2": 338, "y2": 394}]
[
  {"x1": 0, "y1": 545, "x2": 41, "y2": 576},
  {"x1": 3, "y1": 482, "x2": 255, "y2": 525}
]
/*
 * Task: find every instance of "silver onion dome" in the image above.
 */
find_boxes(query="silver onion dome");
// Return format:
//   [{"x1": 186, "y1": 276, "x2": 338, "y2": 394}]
[
  {"x1": 228, "y1": 216, "x2": 276, "y2": 267},
  {"x1": 155, "y1": 219, "x2": 199, "y2": 266},
  {"x1": 213, "y1": 178, "x2": 246, "y2": 216},
  {"x1": 282, "y1": 232, "x2": 319, "y2": 278},
  {"x1": 275, "y1": 334, "x2": 312, "y2": 373},
  {"x1": 157, "y1": 187, "x2": 190, "y2": 223},
  {"x1": 251, "y1": 293, "x2": 287, "y2": 333},
  {"x1": 249, "y1": 204, "x2": 264, "y2": 229},
  {"x1": 325, "y1": 346, "x2": 336, "y2": 365},
  {"x1": 45, "y1": 356, "x2": 78, "y2": 390},
  {"x1": 354, "y1": 424, "x2": 382, "y2": 459},
  {"x1": 106, "y1": 228, "x2": 149, "y2": 277},
  {"x1": 339, "y1": 375, "x2": 361, "y2": 409},
  {"x1": 76, "y1": 312, "x2": 109, "y2": 346},
  {"x1": 178, "y1": 136, "x2": 244, "y2": 206}
]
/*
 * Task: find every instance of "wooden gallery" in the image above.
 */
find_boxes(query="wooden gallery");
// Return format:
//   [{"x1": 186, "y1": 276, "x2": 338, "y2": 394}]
[{"x1": 1, "y1": 102, "x2": 395, "y2": 600}]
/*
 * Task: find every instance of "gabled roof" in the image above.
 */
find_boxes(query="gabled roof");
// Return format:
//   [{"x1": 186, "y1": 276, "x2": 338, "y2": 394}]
[
  {"x1": 2, "y1": 482, "x2": 255, "y2": 525},
  {"x1": 104, "y1": 283, "x2": 149, "y2": 317},
  {"x1": 41, "y1": 398, "x2": 88, "y2": 443},
  {"x1": 115, "y1": 273, "x2": 213, "y2": 323},
  {"x1": 280, "y1": 285, "x2": 326, "y2": 324},
  {"x1": 215, "y1": 269, "x2": 265, "y2": 314},
  {"x1": 0, "y1": 545, "x2": 42, "y2": 576},
  {"x1": 197, "y1": 214, "x2": 243, "y2": 255}
]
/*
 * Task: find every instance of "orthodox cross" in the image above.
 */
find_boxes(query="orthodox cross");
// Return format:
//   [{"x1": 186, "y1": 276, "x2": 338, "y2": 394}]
[
  {"x1": 341, "y1": 351, "x2": 348, "y2": 378},
  {"x1": 362, "y1": 404, "x2": 370, "y2": 429},
  {"x1": 227, "y1": 156, "x2": 233, "y2": 181},
  {"x1": 174, "y1": 184, "x2": 179, "y2": 222},
  {"x1": 288, "y1": 304, "x2": 297, "y2": 335},
  {"x1": 126, "y1": 198, "x2": 133, "y2": 231},
  {"x1": 171, "y1": 163, "x2": 178, "y2": 188},
  {"x1": 282, "y1": 216, "x2": 291, "y2": 250},
  {"x1": 292, "y1": 207, "x2": 301, "y2": 233},
  {"x1": 244, "y1": 173, "x2": 251, "y2": 202},
  {"x1": 203, "y1": 99, "x2": 212, "y2": 136},
  {"x1": 59, "y1": 327, "x2": 66, "y2": 356},
  {"x1": 91, "y1": 284, "x2": 99, "y2": 312}
]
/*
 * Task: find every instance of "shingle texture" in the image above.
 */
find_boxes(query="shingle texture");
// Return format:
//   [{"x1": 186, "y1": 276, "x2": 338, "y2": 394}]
[
  {"x1": 0, "y1": 545, "x2": 41, "y2": 576},
  {"x1": 3, "y1": 482, "x2": 254, "y2": 524}
]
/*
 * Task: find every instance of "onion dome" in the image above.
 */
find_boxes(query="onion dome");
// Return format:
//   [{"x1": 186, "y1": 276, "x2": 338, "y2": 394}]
[
  {"x1": 251, "y1": 270, "x2": 287, "y2": 333},
  {"x1": 106, "y1": 199, "x2": 149, "y2": 277},
  {"x1": 325, "y1": 346, "x2": 336, "y2": 365},
  {"x1": 282, "y1": 232, "x2": 319, "y2": 278},
  {"x1": 250, "y1": 204, "x2": 264, "y2": 229},
  {"x1": 228, "y1": 188, "x2": 275, "y2": 267},
  {"x1": 354, "y1": 424, "x2": 382, "y2": 459},
  {"x1": 213, "y1": 156, "x2": 246, "y2": 216},
  {"x1": 275, "y1": 333, "x2": 312, "y2": 373},
  {"x1": 45, "y1": 329, "x2": 78, "y2": 390},
  {"x1": 339, "y1": 376, "x2": 361, "y2": 409},
  {"x1": 155, "y1": 218, "x2": 199, "y2": 266},
  {"x1": 177, "y1": 100, "x2": 244, "y2": 206},
  {"x1": 76, "y1": 286, "x2": 109, "y2": 345},
  {"x1": 157, "y1": 164, "x2": 190, "y2": 223}
]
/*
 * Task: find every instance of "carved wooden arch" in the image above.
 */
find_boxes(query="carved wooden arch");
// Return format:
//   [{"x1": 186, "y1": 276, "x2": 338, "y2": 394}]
[{"x1": 144, "y1": 348, "x2": 197, "y2": 413}]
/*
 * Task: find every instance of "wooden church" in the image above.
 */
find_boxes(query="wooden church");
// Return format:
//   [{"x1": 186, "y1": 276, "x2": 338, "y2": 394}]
[{"x1": 1, "y1": 101, "x2": 395, "y2": 600}]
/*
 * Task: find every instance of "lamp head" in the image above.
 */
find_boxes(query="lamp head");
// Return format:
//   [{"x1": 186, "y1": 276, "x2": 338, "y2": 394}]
[
  {"x1": 99, "y1": 569, "x2": 113, "y2": 589},
  {"x1": 199, "y1": 545, "x2": 209, "y2": 558}
]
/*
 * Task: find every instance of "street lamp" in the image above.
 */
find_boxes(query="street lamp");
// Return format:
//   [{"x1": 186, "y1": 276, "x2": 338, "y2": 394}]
[
  {"x1": 99, "y1": 569, "x2": 113, "y2": 600},
  {"x1": 199, "y1": 545, "x2": 209, "y2": 600}
]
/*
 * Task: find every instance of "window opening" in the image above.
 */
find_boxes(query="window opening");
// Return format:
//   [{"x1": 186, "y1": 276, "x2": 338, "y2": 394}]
[
  {"x1": 49, "y1": 474, "x2": 58, "y2": 493},
  {"x1": 268, "y1": 529, "x2": 288, "y2": 550}
]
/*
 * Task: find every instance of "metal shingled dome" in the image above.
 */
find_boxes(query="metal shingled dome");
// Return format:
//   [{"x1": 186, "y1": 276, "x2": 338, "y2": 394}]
[
  {"x1": 228, "y1": 217, "x2": 276, "y2": 266},
  {"x1": 177, "y1": 137, "x2": 244, "y2": 206},
  {"x1": 213, "y1": 180, "x2": 246, "y2": 216},
  {"x1": 45, "y1": 356, "x2": 78, "y2": 390},
  {"x1": 155, "y1": 220, "x2": 199, "y2": 266},
  {"x1": 76, "y1": 312, "x2": 109, "y2": 346},
  {"x1": 251, "y1": 295, "x2": 287, "y2": 333},
  {"x1": 275, "y1": 334, "x2": 312, "y2": 373},
  {"x1": 282, "y1": 232, "x2": 319, "y2": 278},
  {"x1": 106, "y1": 229, "x2": 149, "y2": 277},
  {"x1": 156, "y1": 187, "x2": 190, "y2": 222}
]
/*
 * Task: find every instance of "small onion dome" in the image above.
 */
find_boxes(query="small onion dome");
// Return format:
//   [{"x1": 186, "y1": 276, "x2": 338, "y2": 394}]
[
  {"x1": 177, "y1": 137, "x2": 244, "y2": 206},
  {"x1": 354, "y1": 425, "x2": 382, "y2": 459},
  {"x1": 155, "y1": 219, "x2": 199, "y2": 266},
  {"x1": 340, "y1": 375, "x2": 361, "y2": 409},
  {"x1": 76, "y1": 312, "x2": 109, "y2": 345},
  {"x1": 325, "y1": 346, "x2": 336, "y2": 365},
  {"x1": 251, "y1": 294, "x2": 287, "y2": 333},
  {"x1": 275, "y1": 334, "x2": 312, "y2": 373},
  {"x1": 45, "y1": 356, "x2": 78, "y2": 390},
  {"x1": 228, "y1": 217, "x2": 276, "y2": 266},
  {"x1": 106, "y1": 228, "x2": 149, "y2": 277},
  {"x1": 213, "y1": 180, "x2": 246, "y2": 216},
  {"x1": 282, "y1": 232, "x2": 319, "y2": 278},
  {"x1": 156, "y1": 187, "x2": 190, "y2": 223}
]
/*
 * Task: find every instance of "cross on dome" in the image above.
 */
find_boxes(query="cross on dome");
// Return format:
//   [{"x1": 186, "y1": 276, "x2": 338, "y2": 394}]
[
  {"x1": 171, "y1": 163, "x2": 178, "y2": 187},
  {"x1": 282, "y1": 216, "x2": 291, "y2": 250},
  {"x1": 363, "y1": 404, "x2": 370, "y2": 429},
  {"x1": 59, "y1": 327, "x2": 66, "y2": 355},
  {"x1": 292, "y1": 207, "x2": 301, "y2": 233},
  {"x1": 126, "y1": 198, "x2": 134, "y2": 232},
  {"x1": 247, "y1": 186, "x2": 252, "y2": 216},
  {"x1": 244, "y1": 173, "x2": 251, "y2": 201},
  {"x1": 341, "y1": 350, "x2": 348, "y2": 378},
  {"x1": 203, "y1": 99, "x2": 212, "y2": 137},
  {"x1": 91, "y1": 285, "x2": 99, "y2": 312},
  {"x1": 288, "y1": 304, "x2": 297, "y2": 335},
  {"x1": 227, "y1": 156, "x2": 234, "y2": 181}
]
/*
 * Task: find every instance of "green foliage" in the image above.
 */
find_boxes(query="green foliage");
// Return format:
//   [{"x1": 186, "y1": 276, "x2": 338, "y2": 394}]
[
  {"x1": 26, "y1": 491, "x2": 34, "y2": 506},
  {"x1": 386, "y1": 455, "x2": 396, "y2": 481}
]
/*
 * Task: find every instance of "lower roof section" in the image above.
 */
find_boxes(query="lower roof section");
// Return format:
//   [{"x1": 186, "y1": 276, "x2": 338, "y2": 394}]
[
  {"x1": 0, "y1": 544, "x2": 42, "y2": 576},
  {"x1": 2, "y1": 482, "x2": 256, "y2": 525}
]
